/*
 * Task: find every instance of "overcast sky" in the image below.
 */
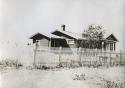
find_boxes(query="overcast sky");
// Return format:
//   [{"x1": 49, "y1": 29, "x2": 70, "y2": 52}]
[{"x1": 0, "y1": 0, "x2": 125, "y2": 52}]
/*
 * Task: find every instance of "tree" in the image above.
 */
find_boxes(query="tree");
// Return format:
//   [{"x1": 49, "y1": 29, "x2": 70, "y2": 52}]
[{"x1": 81, "y1": 24, "x2": 105, "y2": 49}]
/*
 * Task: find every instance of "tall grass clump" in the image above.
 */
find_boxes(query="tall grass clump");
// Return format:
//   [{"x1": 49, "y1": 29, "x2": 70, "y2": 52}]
[
  {"x1": 0, "y1": 59, "x2": 23, "y2": 69},
  {"x1": 102, "y1": 80, "x2": 123, "y2": 88}
]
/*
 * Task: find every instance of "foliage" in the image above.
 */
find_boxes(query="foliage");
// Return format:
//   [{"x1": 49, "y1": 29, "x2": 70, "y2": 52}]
[
  {"x1": 73, "y1": 73, "x2": 86, "y2": 80},
  {"x1": 81, "y1": 24, "x2": 105, "y2": 49},
  {"x1": 86, "y1": 24, "x2": 104, "y2": 40},
  {"x1": 35, "y1": 65, "x2": 50, "y2": 70}
]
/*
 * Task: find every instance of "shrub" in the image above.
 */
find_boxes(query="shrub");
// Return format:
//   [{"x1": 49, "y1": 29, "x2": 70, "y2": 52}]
[
  {"x1": 73, "y1": 73, "x2": 86, "y2": 80},
  {"x1": 35, "y1": 65, "x2": 50, "y2": 70}
]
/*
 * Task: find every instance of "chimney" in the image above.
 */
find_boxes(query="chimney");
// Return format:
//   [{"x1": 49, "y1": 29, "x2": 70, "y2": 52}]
[{"x1": 61, "y1": 24, "x2": 65, "y2": 31}]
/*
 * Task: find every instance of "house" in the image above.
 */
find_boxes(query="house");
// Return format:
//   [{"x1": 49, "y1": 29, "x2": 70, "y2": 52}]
[{"x1": 29, "y1": 25, "x2": 118, "y2": 51}]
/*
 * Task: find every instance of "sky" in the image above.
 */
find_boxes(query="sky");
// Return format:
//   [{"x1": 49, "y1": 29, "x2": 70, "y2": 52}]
[{"x1": 0, "y1": 0, "x2": 125, "y2": 60}]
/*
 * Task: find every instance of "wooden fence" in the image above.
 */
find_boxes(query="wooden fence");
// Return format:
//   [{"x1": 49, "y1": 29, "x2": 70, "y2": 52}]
[{"x1": 33, "y1": 46, "x2": 125, "y2": 67}]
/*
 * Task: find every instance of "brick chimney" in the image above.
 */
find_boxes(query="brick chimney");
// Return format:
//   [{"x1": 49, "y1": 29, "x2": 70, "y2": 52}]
[{"x1": 61, "y1": 24, "x2": 65, "y2": 31}]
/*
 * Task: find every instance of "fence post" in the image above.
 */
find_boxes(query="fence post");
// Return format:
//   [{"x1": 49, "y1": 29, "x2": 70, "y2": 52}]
[
  {"x1": 109, "y1": 51, "x2": 111, "y2": 66},
  {"x1": 120, "y1": 50, "x2": 122, "y2": 65},
  {"x1": 33, "y1": 41, "x2": 38, "y2": 68},
  {"x1": 79, "y1": 47, "x2": 82, "y2": 66},
  {"x1": 16, "y1": 59, "x2": 18, "y2": 69},
  {"x1": 59, "y1": 47, "x2": 62, "y2": 67}
]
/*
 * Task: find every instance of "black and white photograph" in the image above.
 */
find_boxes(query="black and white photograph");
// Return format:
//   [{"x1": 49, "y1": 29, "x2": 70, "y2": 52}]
[{"x1": 0, "y1": 0, "x2": 125, "y2": 88}]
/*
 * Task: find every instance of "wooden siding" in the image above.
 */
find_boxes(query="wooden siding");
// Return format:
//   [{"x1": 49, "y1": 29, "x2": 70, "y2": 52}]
[{"x1": 39, "y1": 38, "x2": 49, "y2": 47}]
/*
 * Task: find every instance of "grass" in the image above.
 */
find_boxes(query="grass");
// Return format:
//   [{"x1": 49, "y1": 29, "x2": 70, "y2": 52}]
[
  {"x1": 0, "y1": 64, "x2": 124, "y2": 88},
  {"x1": 0, "y1": 59, "x2": 23, "y2": 69}
]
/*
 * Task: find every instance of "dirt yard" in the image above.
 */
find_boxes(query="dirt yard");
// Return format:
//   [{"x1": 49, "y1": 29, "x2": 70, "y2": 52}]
[{"x1": 0, "y1": 66, "x2": 125, "y2": 88}]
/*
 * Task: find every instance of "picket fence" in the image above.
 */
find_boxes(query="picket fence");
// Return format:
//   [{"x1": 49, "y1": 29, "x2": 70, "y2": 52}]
[{"x1": 33, "y1": 46, "x2": 125, "y2": 67}]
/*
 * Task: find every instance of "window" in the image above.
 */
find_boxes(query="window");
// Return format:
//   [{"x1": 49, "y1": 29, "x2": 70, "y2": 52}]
[{"x1": 67, "y1": 39, "x2": 75, "y2": 44}]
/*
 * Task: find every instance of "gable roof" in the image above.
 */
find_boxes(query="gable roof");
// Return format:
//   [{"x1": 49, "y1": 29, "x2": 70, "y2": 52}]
[
  {"x1": 29, "y1": 32, "x2": 49, "y2": 40},
  {"x1": 29, "y1": 32, "x2": 64, "y2": 40},
  {"x1": 105, "y1": 33, "x2": 118, "y2": 42},
  {"x1": 51, "y1": 30, "x2": 85, "y2": 40}
]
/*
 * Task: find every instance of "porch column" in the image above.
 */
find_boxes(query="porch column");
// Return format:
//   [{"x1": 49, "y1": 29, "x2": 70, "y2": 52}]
[
  {"x1": 49, "y1": 38, "x2": 51, "y2": 47},
  {"x1": 112, "y1": 43, "x2": 114, "y2": 51},
  {"x1": 104, "y1": 42, "x2": 106, "y2": 51},
  {"x1": 110, "y1": 43, "x2": 114, "y2": 51},
  {"x1": 54, "y1": 39, "x2": 55, "y2": 47},
  {"x1": 114, "y1": 43, "x2": 115, "y2": 51},
  {"x1": 102, "y1": 42, "x2": 104, "y2": 51},
  {"x1": 110, "y1": 43, "x2": 111, "y2": 51},
  {"x1": 108, "y1": 43, "x2": 110, "y2": 51},
  {"x1": 105, "y1": 43, "x2": 107, "y2": 51},
  {"x1": 106, "y1": 43, "x2": 109, "y2": 51}
]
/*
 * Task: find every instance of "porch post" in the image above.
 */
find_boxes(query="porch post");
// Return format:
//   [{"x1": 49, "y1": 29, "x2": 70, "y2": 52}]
[
  {"x1": 111, "y1": 43, "x2": 113, "y2": 51},
  {"x1": 110, "y1": 43, "x2": 111, "y2": 51},
  {"x1": 114, "y1": 43, "x2": 115, "y2": 51},
  {"x1": 49, "y1": 38, "x2": 51, "y2": 47},
  {"x1": 101, "y1": 42, "x2": 103, "y2": 50},
  {"x1": 104, "y1": 42, "x2": 106, "y2": 51},
  {"x1": 112, "y1": 43, "x2": 113, "y2": 51},
  {"x1": 106, "y1": 43, "x2": 108, "y2": 51},
  {"x1": 54, "y1": 39, "x2": 55, "y2": 47}
]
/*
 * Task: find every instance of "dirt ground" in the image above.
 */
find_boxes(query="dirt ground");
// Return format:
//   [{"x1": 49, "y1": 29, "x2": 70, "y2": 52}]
[{"x1": 0, "y1": 66, "x2": 125, "y2": 88}]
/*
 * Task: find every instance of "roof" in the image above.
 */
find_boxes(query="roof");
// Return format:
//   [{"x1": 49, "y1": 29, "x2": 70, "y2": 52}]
[
  {"x1": 51, "y1": 30, "x2": 119, "y2": 41},
  {"x1": 104, "y1": 33, "x2": 118, "y2": 42},
  {"x1": 30, "y1": 30, "x2": 118, "y2": 42},
  {"x1": 46, "y1": 34, "x2": 64, "y2": 39},
  {"x1": 51, "y1": 30, "x2": 86, "y2": 40},
  {"x1": 29, "y1": 32, "x2": 64, "y2": 40}
]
